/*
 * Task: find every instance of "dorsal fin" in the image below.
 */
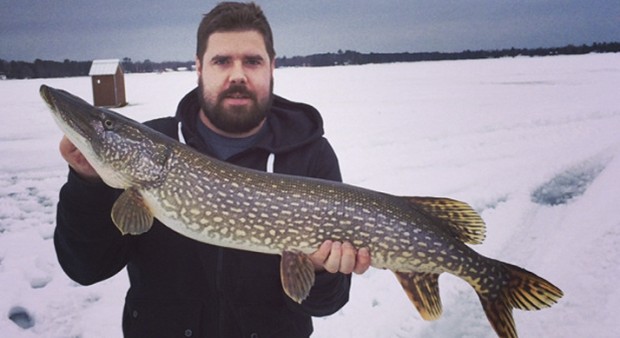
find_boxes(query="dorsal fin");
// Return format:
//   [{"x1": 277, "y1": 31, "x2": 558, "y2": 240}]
[{"x1": 407, "y1": 197, "x2": 486, "y2": 244}]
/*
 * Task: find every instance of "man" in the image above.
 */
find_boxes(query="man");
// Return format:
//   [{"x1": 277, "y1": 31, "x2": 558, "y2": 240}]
[{"x1": 55, "y1": 2, "x2": 370, "y2": 337}]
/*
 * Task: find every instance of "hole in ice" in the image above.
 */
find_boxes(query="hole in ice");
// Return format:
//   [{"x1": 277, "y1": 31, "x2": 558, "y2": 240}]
[
  {"x1": 8, "y1": 306, "x2": 35, "y2": 329},
  {"x1": 531, "y1": 156, "x2": 609, "y2": 206}
]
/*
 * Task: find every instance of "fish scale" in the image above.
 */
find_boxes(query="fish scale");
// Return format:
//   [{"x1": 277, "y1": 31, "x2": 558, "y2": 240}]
[{"x1": 41, "y1": 85, "x2": 563, "y2": 338}]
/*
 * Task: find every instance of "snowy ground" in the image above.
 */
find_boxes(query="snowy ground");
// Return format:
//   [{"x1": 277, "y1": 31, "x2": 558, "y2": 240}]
[{"x1": 0, "y1": 53, "x2": 619, "y2": 337}]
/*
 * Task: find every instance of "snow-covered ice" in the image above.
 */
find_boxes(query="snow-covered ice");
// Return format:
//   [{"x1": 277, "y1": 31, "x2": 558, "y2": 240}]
[{"x1": 0, "y1": 53, "x2": 618, "y2": 337}]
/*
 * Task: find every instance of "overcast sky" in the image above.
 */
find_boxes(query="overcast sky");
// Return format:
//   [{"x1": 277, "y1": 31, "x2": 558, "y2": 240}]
[{"x1": 2, "y1": 0, "x2": 619, "y2": 62}]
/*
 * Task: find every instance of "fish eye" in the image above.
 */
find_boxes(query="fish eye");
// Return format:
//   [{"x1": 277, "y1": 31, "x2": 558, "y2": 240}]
[{"x1": 103, "y1": 119, "x2": 114, "y2": 130}]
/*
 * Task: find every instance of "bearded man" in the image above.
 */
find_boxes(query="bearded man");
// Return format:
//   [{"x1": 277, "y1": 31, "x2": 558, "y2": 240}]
[{"x1": 54, "y1": 2, "x2": 370, "y2": 337}]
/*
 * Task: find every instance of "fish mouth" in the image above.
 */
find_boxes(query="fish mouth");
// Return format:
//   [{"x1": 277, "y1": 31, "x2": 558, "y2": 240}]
[
  {"x1": 39, "y1": 85, "x2": 56, "y2": 110},
  {"x1": 40, "y1": 85, "x2": 68, "y2": 122},
  {"x1": 39, "y1": 85, "x2": 98, "y2": 145}
]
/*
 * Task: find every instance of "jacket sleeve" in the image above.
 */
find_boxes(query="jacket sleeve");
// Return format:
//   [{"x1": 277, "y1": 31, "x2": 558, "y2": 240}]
[
  {"x1": 287, "y1": 137, "x2": 353, "y2": 316},
  {"x1": 54, "y1": 168, "x2": 131, "y2": 285}
]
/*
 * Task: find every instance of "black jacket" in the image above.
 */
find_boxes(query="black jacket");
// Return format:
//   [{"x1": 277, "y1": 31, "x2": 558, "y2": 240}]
[{"x1": 54, "y1": 88, "x2": 350, "y2": 338}]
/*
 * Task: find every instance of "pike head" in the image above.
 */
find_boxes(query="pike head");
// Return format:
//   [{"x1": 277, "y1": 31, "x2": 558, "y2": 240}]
[{"x1": 40, "y1": 85, "x2": 170, "y2": 189}]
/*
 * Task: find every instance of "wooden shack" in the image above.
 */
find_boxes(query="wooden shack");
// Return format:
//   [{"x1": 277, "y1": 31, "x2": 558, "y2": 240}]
[{"x1": 89, "y1": 59, "x2": 127, "y2": 107}]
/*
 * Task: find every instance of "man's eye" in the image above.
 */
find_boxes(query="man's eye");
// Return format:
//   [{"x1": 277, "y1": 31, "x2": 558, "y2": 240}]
[
  {"x1": 212, "y1": 58, "x2": 229, "y2": 65},
  {"x1": 246, "y1": 58, "x2": 262, "y2": 66}
]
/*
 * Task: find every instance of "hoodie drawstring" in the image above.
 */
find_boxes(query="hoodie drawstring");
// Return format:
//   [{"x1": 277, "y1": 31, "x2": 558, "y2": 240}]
[
  {"x1": 178, "y1": 121, "x2": 187, "y2": 144},
  {"x1": 266, "y1": 153, "x2": 275, "y2": 173}
]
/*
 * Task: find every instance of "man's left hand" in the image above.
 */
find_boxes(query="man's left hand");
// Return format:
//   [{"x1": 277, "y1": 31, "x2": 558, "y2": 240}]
[{"x1": 309, "y1": 240, "x2": 371, "y2": 274}]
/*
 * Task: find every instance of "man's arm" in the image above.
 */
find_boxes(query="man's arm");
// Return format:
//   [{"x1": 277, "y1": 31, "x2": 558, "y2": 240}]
[{"x1": 54, "y1": 137, "x2": 131, "y2": 285}]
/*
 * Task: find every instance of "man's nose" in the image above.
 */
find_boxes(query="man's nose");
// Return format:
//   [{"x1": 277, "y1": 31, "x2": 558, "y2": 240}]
[{"x1": 229, "y1": 61, "x2": 247, "y2": 84}]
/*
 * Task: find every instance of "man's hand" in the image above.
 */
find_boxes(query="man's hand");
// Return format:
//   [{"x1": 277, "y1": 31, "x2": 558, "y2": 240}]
[
  {"x1": 309, "y1": 240, "x2": 371, "y2": 275},
  {"x1": 59, "y1": 136, "x2": 101, "y2": 182}
]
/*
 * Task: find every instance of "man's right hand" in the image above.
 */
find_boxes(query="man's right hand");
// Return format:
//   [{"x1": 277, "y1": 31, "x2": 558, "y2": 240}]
[{"x1": 59, "y1": 136, "x2": 101, "y2": 182}]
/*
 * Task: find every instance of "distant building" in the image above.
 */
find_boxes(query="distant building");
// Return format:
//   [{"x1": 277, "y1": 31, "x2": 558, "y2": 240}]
[{"x1": 89, "y1": 59, "x2": 127, "y2": 107}]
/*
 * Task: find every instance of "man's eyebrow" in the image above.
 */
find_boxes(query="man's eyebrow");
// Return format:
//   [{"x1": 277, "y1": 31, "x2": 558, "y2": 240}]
[
  {"x1": 210, "y1": 54, "x2": 265, "y2": 60},
  {"x1": 211, "y1": 55, "x2": 231, "y2": 61}
]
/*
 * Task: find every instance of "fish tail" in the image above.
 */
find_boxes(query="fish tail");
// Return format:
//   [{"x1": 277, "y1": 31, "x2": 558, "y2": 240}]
[{"x1": 478, "y1": 262, "x2": 563, "y2": 338}]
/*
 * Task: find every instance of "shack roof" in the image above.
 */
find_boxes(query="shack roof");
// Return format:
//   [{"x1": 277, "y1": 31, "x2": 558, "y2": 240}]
[{"x1": 89, "y1": 59, "x2": 121, "y2": 76}]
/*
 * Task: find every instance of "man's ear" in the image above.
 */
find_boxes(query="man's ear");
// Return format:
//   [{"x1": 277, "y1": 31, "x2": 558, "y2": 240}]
[{"x1": 195, "y1": 56, "x2": 203, "y2": 77}]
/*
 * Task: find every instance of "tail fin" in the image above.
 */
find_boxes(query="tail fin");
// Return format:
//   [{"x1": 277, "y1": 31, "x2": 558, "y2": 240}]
[{"x1": 479, "y1": 263, "x2": 563, "y2": 338}]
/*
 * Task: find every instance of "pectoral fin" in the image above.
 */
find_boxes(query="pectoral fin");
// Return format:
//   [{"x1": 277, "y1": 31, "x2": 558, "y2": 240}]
[
  {"x1": 111, "y1": 188, "x2": 154, "y2": 235},
  {"x1": 280, "y1": 250, "x2": 316, "y2": 303},
  {"x1": 394, "y1": 271, "x2": 443, "y2": 320}
]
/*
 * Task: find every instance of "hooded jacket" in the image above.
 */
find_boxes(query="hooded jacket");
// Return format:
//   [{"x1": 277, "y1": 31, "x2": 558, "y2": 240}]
[{"x1": 54, "y1": 88, "x2": 350, "y2": 338}]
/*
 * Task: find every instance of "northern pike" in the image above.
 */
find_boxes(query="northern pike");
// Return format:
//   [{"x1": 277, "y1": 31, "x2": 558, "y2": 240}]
[{"x1": 41, "y1": 85, "x2": 562, "y2": 338}]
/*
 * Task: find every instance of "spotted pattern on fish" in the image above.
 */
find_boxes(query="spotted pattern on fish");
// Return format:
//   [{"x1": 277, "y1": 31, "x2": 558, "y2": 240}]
[{"x1": 41, "y1": 85, "x2": 563, "y2": 338}]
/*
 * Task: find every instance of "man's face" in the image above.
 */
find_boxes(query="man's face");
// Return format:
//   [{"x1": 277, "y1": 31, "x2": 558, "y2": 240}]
[{"x1": 196, "y1": 30, "x2": 275, "y2": 135}]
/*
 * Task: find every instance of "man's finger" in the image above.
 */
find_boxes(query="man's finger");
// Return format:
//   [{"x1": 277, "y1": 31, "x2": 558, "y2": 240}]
[
  {"x1": 338, "y1": 242, "x2": 357, "y2": 274},
  {"x1": 309, "y1": 240, "x2": 332, "y2": 271},
  {"x1": 353, "y1": 247, "x2": 371, "y2": 274},
  {"x1": 323, "y1": 241, "x2": 342, "y2": 273}
]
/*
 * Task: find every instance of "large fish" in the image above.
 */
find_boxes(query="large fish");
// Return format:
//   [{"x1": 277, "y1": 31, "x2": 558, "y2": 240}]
[{"x1": 41, "y1": 85, "x2": 562, "y2": 337}]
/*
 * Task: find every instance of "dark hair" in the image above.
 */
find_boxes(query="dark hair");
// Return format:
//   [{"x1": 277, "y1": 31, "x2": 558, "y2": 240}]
[{"x1": 196, "y1": 2, "x2": 275, "y2": 61}]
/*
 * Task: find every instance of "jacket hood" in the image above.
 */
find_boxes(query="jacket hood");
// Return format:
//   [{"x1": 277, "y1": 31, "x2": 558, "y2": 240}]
[{"x1": 175, "y1": 87, "x2": 326, "y2": 155}]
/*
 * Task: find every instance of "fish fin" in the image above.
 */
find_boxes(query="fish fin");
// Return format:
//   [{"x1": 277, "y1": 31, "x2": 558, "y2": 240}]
[
  {"x1": 394, "y1": 271, "x2": 442, "y2": 320},
  {"x1": 478, "y1": 262, "x2": 563, "y2": 338},
  {"x1": 407, "y1": 197, "x2": 486, "y2": 244},
  {"x1": 111, "y1": 188, "x2": 154, "y2": 235},
  {"x1": 280, "y1": 250, "x2": 316, "y2": 303},
  {"x1": 502, "y1": 262, "x2": 563, "y2": 310},
  {"x1": 479, "y1": 295, "x2": 517, "y2": 338}
]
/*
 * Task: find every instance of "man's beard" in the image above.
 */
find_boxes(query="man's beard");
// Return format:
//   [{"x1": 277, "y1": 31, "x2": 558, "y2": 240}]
[{"x1": 197, "y1": 78, "x2": 273, "y2": 134}]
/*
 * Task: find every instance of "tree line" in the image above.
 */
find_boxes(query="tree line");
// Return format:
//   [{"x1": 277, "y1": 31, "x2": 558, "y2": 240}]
[
  {"x1": 1, "y1": 42, "x2": 618, "y2": 80},
  {"x1": 277, "y1": 42, "x2": 620, "y2": 67}
]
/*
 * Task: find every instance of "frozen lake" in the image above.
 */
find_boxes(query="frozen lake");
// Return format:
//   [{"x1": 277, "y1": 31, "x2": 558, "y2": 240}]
[{"x1": 1, "y1": 53, "x2": 619, "y2": 337}]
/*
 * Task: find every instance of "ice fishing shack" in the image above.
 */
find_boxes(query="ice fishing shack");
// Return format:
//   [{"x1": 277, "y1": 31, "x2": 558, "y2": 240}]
[{"x1": 89, "y1": 59, "x2": 127, "y2": 107}]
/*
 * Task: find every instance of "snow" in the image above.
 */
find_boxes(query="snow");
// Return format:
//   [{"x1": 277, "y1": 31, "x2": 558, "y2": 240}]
[{"x1": 1, "y1": 53, "x2": 619, "y2": 337}]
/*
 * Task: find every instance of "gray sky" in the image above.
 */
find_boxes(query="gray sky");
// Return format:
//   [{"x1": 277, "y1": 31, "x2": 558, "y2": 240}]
[{"x1": 2, "y1": 0, "x2": 619, "y2": 62}]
